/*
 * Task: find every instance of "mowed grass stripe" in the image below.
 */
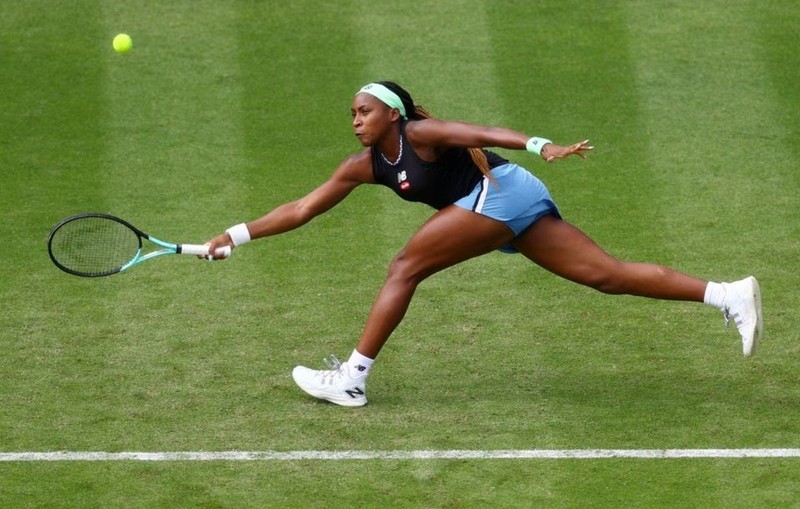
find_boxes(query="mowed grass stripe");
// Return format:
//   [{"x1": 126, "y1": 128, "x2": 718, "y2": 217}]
[
  {"x1": 755, "y1": 3, "x2": 800, "y2": 156},
  {"x1": 0, "y1": 1, "x2": 107, "y2": 228},
  {"x1": 486, "y1": 1, "x2": 669, "y2": 259},
  {"x1": 8, "y1": 2, "x2": 259, "y2": 452},
  {"x1": 752, "y1": 3, "x2": 800, "y2": 343},
  {"x1": 623, "y1": 1, "x2": 798, "y2": 275},
  {"x1": 617, "y1": 1, "x2": 800, "y2": 448},
  {"x1": 0, "y1": 2, "x2": 115, "y2": 452},
  {"x1": 100, "y1": 2, "x2": 247, "y2": 227},
  {"x1": 623, "y1": 0, "x2": 800, "y2": 365},
  {"x1": 232, "y1": 2, "x2": 379, "y2": 352},
  {"x1": 352, "y1": 0, "x2": 509, "y2": 121}
]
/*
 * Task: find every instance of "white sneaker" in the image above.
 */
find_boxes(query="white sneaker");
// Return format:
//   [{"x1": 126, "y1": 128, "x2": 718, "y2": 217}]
[
  {"x1": 722, "y1": 276, "x2": 763, "y2": 357},
  {"x1": 292, "y1": 355, "x2": 367, "y2": 407}
]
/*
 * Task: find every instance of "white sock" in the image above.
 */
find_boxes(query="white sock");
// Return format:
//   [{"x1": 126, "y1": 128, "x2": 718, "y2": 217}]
[
  {"x1": 347, "y1": 349, "x2": 374, "y2": 378},
  {"x1": 703, "y1": 281, "x2": 726, "y2": 310}
]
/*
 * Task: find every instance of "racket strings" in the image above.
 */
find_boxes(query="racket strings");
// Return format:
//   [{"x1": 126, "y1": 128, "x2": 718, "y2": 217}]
[{"x1": 49, "y1": 216, "x2": 141, "y2": 276}]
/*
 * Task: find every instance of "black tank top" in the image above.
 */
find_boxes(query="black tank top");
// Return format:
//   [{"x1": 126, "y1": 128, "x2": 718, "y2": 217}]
[{"x1": 371, "y1": 122, "x2": 509, "y2": 210}]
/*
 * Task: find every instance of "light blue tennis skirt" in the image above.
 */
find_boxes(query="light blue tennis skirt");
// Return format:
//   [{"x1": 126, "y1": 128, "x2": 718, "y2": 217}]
[{"x1": 453, "y1": 163, "x2": 560, "y2": 253}]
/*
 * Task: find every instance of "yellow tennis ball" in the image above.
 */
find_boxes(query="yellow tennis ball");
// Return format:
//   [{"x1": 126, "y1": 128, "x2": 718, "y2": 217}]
[{"x1": 113, "y1": 34, "x2": 132, "y2": 54}]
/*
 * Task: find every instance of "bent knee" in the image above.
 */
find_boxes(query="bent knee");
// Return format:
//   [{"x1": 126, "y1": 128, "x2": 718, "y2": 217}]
[
  {"x1": 581, "y1": 273, "x2": 624, "y2": 294},
  {"x1": 577, "y1": 262, "x2": 634, "y2": 295},
  {"x1": 386, "y1": 250, "x2": 431, "y2": 286}
]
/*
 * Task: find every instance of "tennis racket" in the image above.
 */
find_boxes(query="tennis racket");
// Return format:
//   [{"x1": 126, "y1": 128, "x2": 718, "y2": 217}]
[{"x1": 47, "y1": 213, "x2": 231, "y2": 277}]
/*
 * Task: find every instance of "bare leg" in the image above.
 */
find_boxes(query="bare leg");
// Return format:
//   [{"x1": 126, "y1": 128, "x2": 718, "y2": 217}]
[
  {"x1": 355, "y1": 206, "x2": 515, "y2": 358},
  {"x1": 512, "y1": 215, "x2": 707, "y2": 301}
]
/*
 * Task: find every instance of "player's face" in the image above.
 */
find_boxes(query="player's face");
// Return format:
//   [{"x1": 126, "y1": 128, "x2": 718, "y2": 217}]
[{"x1": 351, "y1": 93, "x2": 398, "y2": 147}]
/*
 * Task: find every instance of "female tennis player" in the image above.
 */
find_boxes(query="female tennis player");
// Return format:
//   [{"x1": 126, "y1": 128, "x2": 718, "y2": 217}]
[{"x1": 205, "y1": 81, "x2": 762, "y2": 407}]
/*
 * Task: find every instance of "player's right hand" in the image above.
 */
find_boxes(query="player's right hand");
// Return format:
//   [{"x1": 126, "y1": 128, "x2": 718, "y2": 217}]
[{"x1": 201, "y1": 233, "x2": 234, "y2": 260}]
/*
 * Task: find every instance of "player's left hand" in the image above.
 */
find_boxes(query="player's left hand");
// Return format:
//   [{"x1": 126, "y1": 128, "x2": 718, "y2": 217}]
[{"x1": 542, "y1": 139, "x2": 593, "y2": 162}]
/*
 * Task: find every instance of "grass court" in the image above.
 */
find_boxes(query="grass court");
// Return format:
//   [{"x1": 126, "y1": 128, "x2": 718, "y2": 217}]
[{"x1": 1, "y1": 1, "x2": 799, "y2": 507}]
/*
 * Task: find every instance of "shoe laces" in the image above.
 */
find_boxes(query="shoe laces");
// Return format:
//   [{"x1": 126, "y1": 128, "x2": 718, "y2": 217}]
[
  {"x1": 315, "y1": 354, "x2": 347, "y2": 385},
  {"x1": 323, "y1": 354, "x2": 342, "y2": 371}
]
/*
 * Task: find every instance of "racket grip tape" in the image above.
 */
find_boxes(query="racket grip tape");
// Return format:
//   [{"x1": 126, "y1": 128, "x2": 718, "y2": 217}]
[{"x1": 179, "y1": 244, "x2": 232, "y2": 258}]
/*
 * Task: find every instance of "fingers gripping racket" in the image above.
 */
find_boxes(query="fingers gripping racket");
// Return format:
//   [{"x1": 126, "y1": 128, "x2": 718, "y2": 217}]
[{"x1": 47, "y1": 213, "x2": 230, "y2": 277}]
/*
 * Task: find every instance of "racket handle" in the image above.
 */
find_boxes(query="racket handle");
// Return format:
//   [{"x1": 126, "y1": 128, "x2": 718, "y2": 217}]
[{"x1": 180, "y1": 244, "x2": 232, "y2": 258}]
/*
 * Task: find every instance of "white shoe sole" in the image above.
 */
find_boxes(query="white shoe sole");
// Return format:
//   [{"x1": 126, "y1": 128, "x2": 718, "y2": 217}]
[{"x1": 744, "y1": 276, "x2": 763, "y2": 357}]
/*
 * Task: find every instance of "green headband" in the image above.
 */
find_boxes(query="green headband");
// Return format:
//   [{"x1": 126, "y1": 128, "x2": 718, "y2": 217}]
[{"x1": 357, "y1": 83, "x2": 407, "y2": 119}]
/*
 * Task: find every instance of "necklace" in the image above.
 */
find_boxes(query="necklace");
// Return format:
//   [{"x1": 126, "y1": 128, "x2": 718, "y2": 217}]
[{"x1": 380, "y1": 134, "x2": 403, "y2": 166}]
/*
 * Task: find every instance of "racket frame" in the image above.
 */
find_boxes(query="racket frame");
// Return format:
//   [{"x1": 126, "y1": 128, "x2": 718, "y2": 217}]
[{"x1": 48, "y1": 213, "x2": 218, "y2": 277}]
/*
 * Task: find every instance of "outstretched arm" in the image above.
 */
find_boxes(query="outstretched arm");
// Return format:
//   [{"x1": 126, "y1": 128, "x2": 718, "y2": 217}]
[
  {"x1": 205, "y1": 151, "x2": 374, "y2": 258},
  {"x1": 405, "y1": 118, "x2": 592, "y2": 162}
]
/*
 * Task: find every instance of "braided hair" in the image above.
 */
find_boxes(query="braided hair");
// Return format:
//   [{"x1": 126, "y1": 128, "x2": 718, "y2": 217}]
[{"x1": 377, "y1": 81, "x2": 492, "y2": 180}]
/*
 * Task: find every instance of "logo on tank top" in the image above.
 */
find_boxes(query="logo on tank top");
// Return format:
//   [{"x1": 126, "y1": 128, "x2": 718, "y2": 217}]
[{"x1": 397, "y1": 171, "x2": 410, "y2": 191}]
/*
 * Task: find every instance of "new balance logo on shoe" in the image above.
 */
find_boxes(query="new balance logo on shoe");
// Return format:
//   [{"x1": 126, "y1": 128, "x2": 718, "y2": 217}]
[
  {"x1": 345, "y1": 387, "x2": 365, "y2": 399},
  {"x1": 355, "y1": 364, "x2": 367, "y2": 372}
]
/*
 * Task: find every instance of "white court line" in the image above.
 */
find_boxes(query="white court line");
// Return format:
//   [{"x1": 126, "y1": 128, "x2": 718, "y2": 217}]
[{"x1": 2, "y1": 449, "x2": 800, "y2": 462}]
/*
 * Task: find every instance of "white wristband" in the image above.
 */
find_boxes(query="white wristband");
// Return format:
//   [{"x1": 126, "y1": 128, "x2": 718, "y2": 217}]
[
  {"x1": 525, "y1": 136, "x2": 552, "y2": 156},
  {"x1": 225, "y1": 223, "x2": 251, "y2": 247}
]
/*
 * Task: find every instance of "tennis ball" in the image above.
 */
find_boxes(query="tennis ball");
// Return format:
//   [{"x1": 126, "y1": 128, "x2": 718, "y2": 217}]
[{"x1": 112, "y1": 34, "x2": 132, "y2": 54}]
